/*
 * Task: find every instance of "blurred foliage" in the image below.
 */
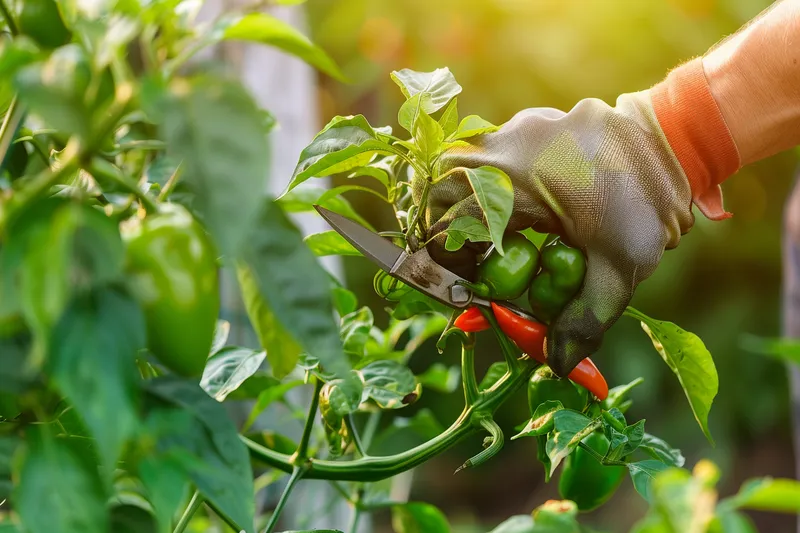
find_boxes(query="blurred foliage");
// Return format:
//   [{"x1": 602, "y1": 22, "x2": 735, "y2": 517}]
[{"x1": 303, "y1": 0, "x2": 797, "y2": 531}]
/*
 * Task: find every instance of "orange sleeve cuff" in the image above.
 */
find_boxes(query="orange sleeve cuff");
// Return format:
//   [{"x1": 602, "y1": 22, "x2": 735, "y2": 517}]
[{"x1": 650, "y1": 58, "x2": 740, "y2": 221}]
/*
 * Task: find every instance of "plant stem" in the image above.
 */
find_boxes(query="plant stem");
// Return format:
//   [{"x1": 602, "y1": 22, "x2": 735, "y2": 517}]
[
  {"x1": 0, "y1": 96, "x2": 25, "y2": 163},
  {"x1": 360, "y1": 411, "x2": 381, "y2": 452},
  {"x1": 205, "y1": 499, "x2": 245, "y2": 532},
  {"x1": 87, "y1": 158, "x2": 158, "y2": 213},
  {"x1": 479, "y1": 307, "x2": 523, "y2": 373},
  {"x1": 405, "y1": 179, "x2": 430, "y2": 246},
  {"x1": 0, "y1": 0, "x2": 18, "y2": 35},
  {"x1": 173, "y1": 491, "x2": 203, "y2": 533},
  {"x1": 244, "y1": 360, "x2": 536, "y2": 482},
  {"x1": 292, "y1": 378, "x2": 322, "y2": 465},
  {"x1": 462, "y1": 341, "x2": 479, "y2": 406},
  {"x1": 347, "y1": 414, "x2": 368, "y2": 458},
  {"x1": 263, "y1": 466, "x2": 306, "y2": 533},
  {"x1": 347, "y1": 506, "x2": 361, "y2": 533},
  {"x1": 455, "y1": 417, "x2": 503, "y2": 473},
  {"x1": 577, "y1": 441, "x2": 628, "y2": 467},
  {"x1": 157, "y1": 162, "x2": 183, "y2": 201}
]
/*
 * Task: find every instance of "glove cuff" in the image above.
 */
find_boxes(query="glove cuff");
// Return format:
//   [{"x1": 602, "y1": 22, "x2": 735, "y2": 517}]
[{"x1": 651, "y1": 58, "x2": 740, "y2": 221}]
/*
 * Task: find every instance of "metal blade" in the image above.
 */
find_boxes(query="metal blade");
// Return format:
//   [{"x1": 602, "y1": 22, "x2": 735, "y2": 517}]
[{"x1": 313, "y1": 205, "x2": 405, "y2": 272}]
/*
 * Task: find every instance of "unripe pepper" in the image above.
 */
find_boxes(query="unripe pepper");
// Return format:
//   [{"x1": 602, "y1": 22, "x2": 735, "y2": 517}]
[
  {"x1": 122, "y1": 203, "x2": 220, "y2": 377},
  {"x1": 528, "y1": 238, "x2": 586, "y2": 323},
  {"x1": 558, "y1": 431, "x2": 626, "y2": 511}
]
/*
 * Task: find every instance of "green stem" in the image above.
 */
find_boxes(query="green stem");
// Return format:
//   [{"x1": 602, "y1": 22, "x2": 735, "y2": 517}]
[
  {"x1": 455, "y1": 417, "x2": 503, "y2": 473},
  {"x1": 87, "y1": 158, "x2": 158, "y2": 214},
  {"x1": 577, "y1": 441, "x2": 628, "y2": 467},
  {"x1": 360, "y1": 411, "x2": 381, "y2": 452},
  {"x1": 347, "y1": 506, "x2": 361, "y2": 533},
  {"x1": 405, "y1": 179, "x2": 430, "y2": 246},
  {"x1": 157, "y1": 162, "x2": 183, "y2": 201},
  {"x1": 205, "y1": 499, "x2": 244, "y2": 532},
  {"x1": 601, "y1": 410, "x2": 627, "y2": 432},
  {"x1": 347, "y1": 414, "x2": 368, "y2": 458},
  {"x1": 263, "y1": 466, "x2": 306, "y2": 533},
  {"x1": 292, "y1": 378, "x2": 322, "y2": 464},
  {"x1": 479, "y1": 307, "x2": 523, "y2": 373},
  {"x1": 0, "y1": 96, "x2": 24, "y2": 162},
  {"x1": 0, "y1": 0, "x2": 18, "y2": 35},
  {"x1": 461, "y1": 341, "x2": 479, "y2": 406},
  {"x1": 173, "y1": 491, "x2": 203, "y2": 533},
  {"x1": 244, "y1": 361, "x2": 536, "y2": 482}
]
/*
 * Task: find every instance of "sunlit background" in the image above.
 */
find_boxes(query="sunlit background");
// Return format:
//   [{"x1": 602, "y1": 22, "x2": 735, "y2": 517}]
[{"x1": 287, "y1": 0, "x2": 797, "y2": 530}]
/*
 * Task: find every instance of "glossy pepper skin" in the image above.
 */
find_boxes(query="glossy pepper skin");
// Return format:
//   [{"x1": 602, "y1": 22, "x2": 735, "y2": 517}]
[
  {"x1": 528, "y1": 366, "x2": 588, "y2": 414},
  {"x1": 453, "y1": 304, "x2": 609, "y2": 400},
  {"x1": 123, "y1": 204, "x2": 220, "y2": 377},
  {"x1": 476, "y1": 233, "x2": 540, "y2": 300},
  {"x1": 528, "y1": 238, "x2": 586, "y2": 323},
  {"x1": 558, "y1": 431, "x2": 626, "y2": 511}
]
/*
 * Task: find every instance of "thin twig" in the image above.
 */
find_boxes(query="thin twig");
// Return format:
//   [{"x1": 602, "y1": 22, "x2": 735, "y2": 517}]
[
  {"x1": 173, "y1": 491, "x2": 203, "y2": 533},
  {"x1": 263, "y1": 466, "x2": 306, "y2": 533},
  {"x1": 292, "y1": 378, "x2": 323, "y2": 464}
]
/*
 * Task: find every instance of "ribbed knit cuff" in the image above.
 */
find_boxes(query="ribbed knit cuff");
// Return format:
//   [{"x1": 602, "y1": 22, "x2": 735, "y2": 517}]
[{"x1": 651, "y1": 58, "x2": 740, "y2": 221}]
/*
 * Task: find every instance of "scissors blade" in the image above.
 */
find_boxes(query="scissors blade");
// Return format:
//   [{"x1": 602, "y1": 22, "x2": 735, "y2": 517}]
[
  {"x1": 314, "y1": 205, "x2": 491, "y2": 309},
  {"x1": 313, "y1": 205, "x2": 405, "y2": 272}
]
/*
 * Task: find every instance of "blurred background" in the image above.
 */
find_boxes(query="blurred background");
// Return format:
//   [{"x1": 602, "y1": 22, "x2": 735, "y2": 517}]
[{"x1": 264, "y1": 0, "x2": 799, "y2": 531}]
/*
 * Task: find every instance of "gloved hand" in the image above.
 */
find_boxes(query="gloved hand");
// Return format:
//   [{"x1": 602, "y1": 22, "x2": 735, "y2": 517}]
[{"x1": 417, "y1": 58, "x2": 740, "y2": 377}]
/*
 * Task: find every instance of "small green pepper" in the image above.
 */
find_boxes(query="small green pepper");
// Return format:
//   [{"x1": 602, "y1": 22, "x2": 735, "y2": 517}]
[
  {"x1": 476, "y1": 233, "x2": 540, "y2": 301},
  {"x1": 528, "y1": 238, "x2": 586, "y2": 323},
  {"x1": 558, "y1": 431, "x2": 626, "y2": 511}
]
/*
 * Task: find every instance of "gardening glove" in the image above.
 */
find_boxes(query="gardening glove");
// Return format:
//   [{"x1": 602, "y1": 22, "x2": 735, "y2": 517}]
[{"x1": 418, "y1": 58, "x2": 741, "y2": 377}]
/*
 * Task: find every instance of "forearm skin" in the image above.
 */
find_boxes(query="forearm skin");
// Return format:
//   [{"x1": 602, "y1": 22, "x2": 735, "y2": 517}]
[{"x1": 703, "y1": 0, "x2": 800, "y2": 166}]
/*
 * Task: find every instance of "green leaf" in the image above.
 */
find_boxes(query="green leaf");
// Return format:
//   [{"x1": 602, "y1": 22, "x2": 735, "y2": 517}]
[
  {"x1": 200, "y1": 347, "x2": 267, "y2": 402},
  {"x1": 340, "y1": 306, "x2": 374, "y2": 357},
  {"x1": 145, "y1": 75, "x2": 269, "y2": 257},
  {"x1": 221, "y1": 13, "x2": 344, "y2": 81},
  {"x1": 138, "y1": 455, "x2": 188, "y2": 533},
  {"x1": 645, "y1": 465, "x2": 716, "y2": 533},
  {"x1": 438, "y1": 98, "x2": 459, "y2": 139},
  {"x1": 462, "y1": 166, "x2": 513, "y2": 255},
  {"x1": 391, "y1": 502, "x2": 451, "y2": 533},
  {"x1": 237, "y1": 263, "x2": 301, "y2": 379},
  {"x1": 319, "y1": 375, "x2": 364, "y2": 456},
  {"x1": 413, "y1": 107, "x2": 444, "y2": 164},
  {"x1": 15, "y1": 427, "x2": 107, "y2": 533},
  {"x1": 145, "y1": 378, "x2": 255, "y2": 533},
  {"x1": 305, "y1": 231, "x2": 361, "y2": 257},
  {"x1": 624, "y1": 307, "x2": 718, "y2": 445},
  {"x1": 443, "y1": 216, "x2": 491, "y2": 252},
  {"x1": 628, "y1": 460, "x2": 670, "y2": 503},
  {"x1": 639, "y1": 433, "x2": 685, "y2": 467},
  {"x1": 361, "y1": 360, "x2": 420, "y2": 409},
  {"x1": 397, "y1": 92, "x2": 430, "y2": 133},
  {"x1": 390, "y1": 68, "x2": 462, "y2": 113},
  {"x1": 210, "y1": 319, "x2": 231, "y2": 355},
  {"x1": 371, "y1": 408, "x2": 445, "y2": 454},
  {"x1": 478, "y1": 362, "x2": 509, "y2": 391},
  {"x1": 511, "y1": 401, "x2": 564, "y2": 440},
  {"x1": 545, "y1": 410, "x2": 599, "y2": 475},
  {"x1": 241, "y1": 380, "x2": 305, "y2": 432},
  {"x1": 391, "y1": 288, "x2": 450, "y2": 321},
  {"x1": 707, "y1": 511, "x2": 758, "y2": 533},
  {"x1": 278, "y1": 185, "x2": 374, "y2": 230},
  {"x1": 740, "y1": 334, "x2": 800, "y2": 364},
  {"x1": 14, "y1": 45, "x2": 94, "y2": 138},
  {"x1": 452, "y1": 115, "x2": 500, "y2": 140},
  {"x1": 238, "y1": 200, "x2": 349, "y2": 379},
  {"x1": 601, "y1": 377, "x2": 644, "y2": 412},
  {"x1": 48, "y1": 287, "x2": 144, "y2": 478},
  {"x1": 284, "y1": 115, "x2": 396, "y2": 195},
  {"x1": 416, "y1": 363, "x2": 460, "y2": 393},
  {"x1": 331, "y1": 285, "x2": 358, "y2": 317},
  {"x1": 723, "y1": 477, "x2": 800, "y2": 513},
  {"x1": 0, "y1": 436, "x2": 20, "y2": 501},
  {"x1": 605, "y1": 419, "x2": 645, "y2": 462}
]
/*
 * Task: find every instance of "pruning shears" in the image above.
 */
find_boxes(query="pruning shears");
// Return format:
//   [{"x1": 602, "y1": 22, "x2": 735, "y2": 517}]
[{"x1": 314, "y1": 205, "x2": 609, "y2": 400}]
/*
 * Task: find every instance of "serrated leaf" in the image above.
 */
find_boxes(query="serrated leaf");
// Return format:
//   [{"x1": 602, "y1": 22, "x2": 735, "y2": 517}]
[
  {"x1": 624, "y1": 307, "x2": 717, "y2": 445},
  {"x1": 443, "y1": 216, "x2": 491, "y2": 252},
  {"x1": 221, "y1": 13, "x2": 344, "y2": 81},
  {"x1": 200, "y1": 347, "x2": 267, "y2": 402},
  {"x1": 462, "y1": 166, "x2": 513, "y2": 255},
  {"x1": 304, "y1": 231, "x2": 361, "y2": 257}
]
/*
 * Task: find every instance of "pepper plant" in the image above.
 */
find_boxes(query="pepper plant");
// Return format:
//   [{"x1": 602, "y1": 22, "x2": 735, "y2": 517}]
[{"x1": 1, "y1": 1, "x2": 800, "y2": 533}]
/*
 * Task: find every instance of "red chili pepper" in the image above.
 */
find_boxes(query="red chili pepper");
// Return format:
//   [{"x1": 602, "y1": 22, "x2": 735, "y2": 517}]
[{"x1": 453, "y1": 304, "x2": 609, "y2": 400}]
